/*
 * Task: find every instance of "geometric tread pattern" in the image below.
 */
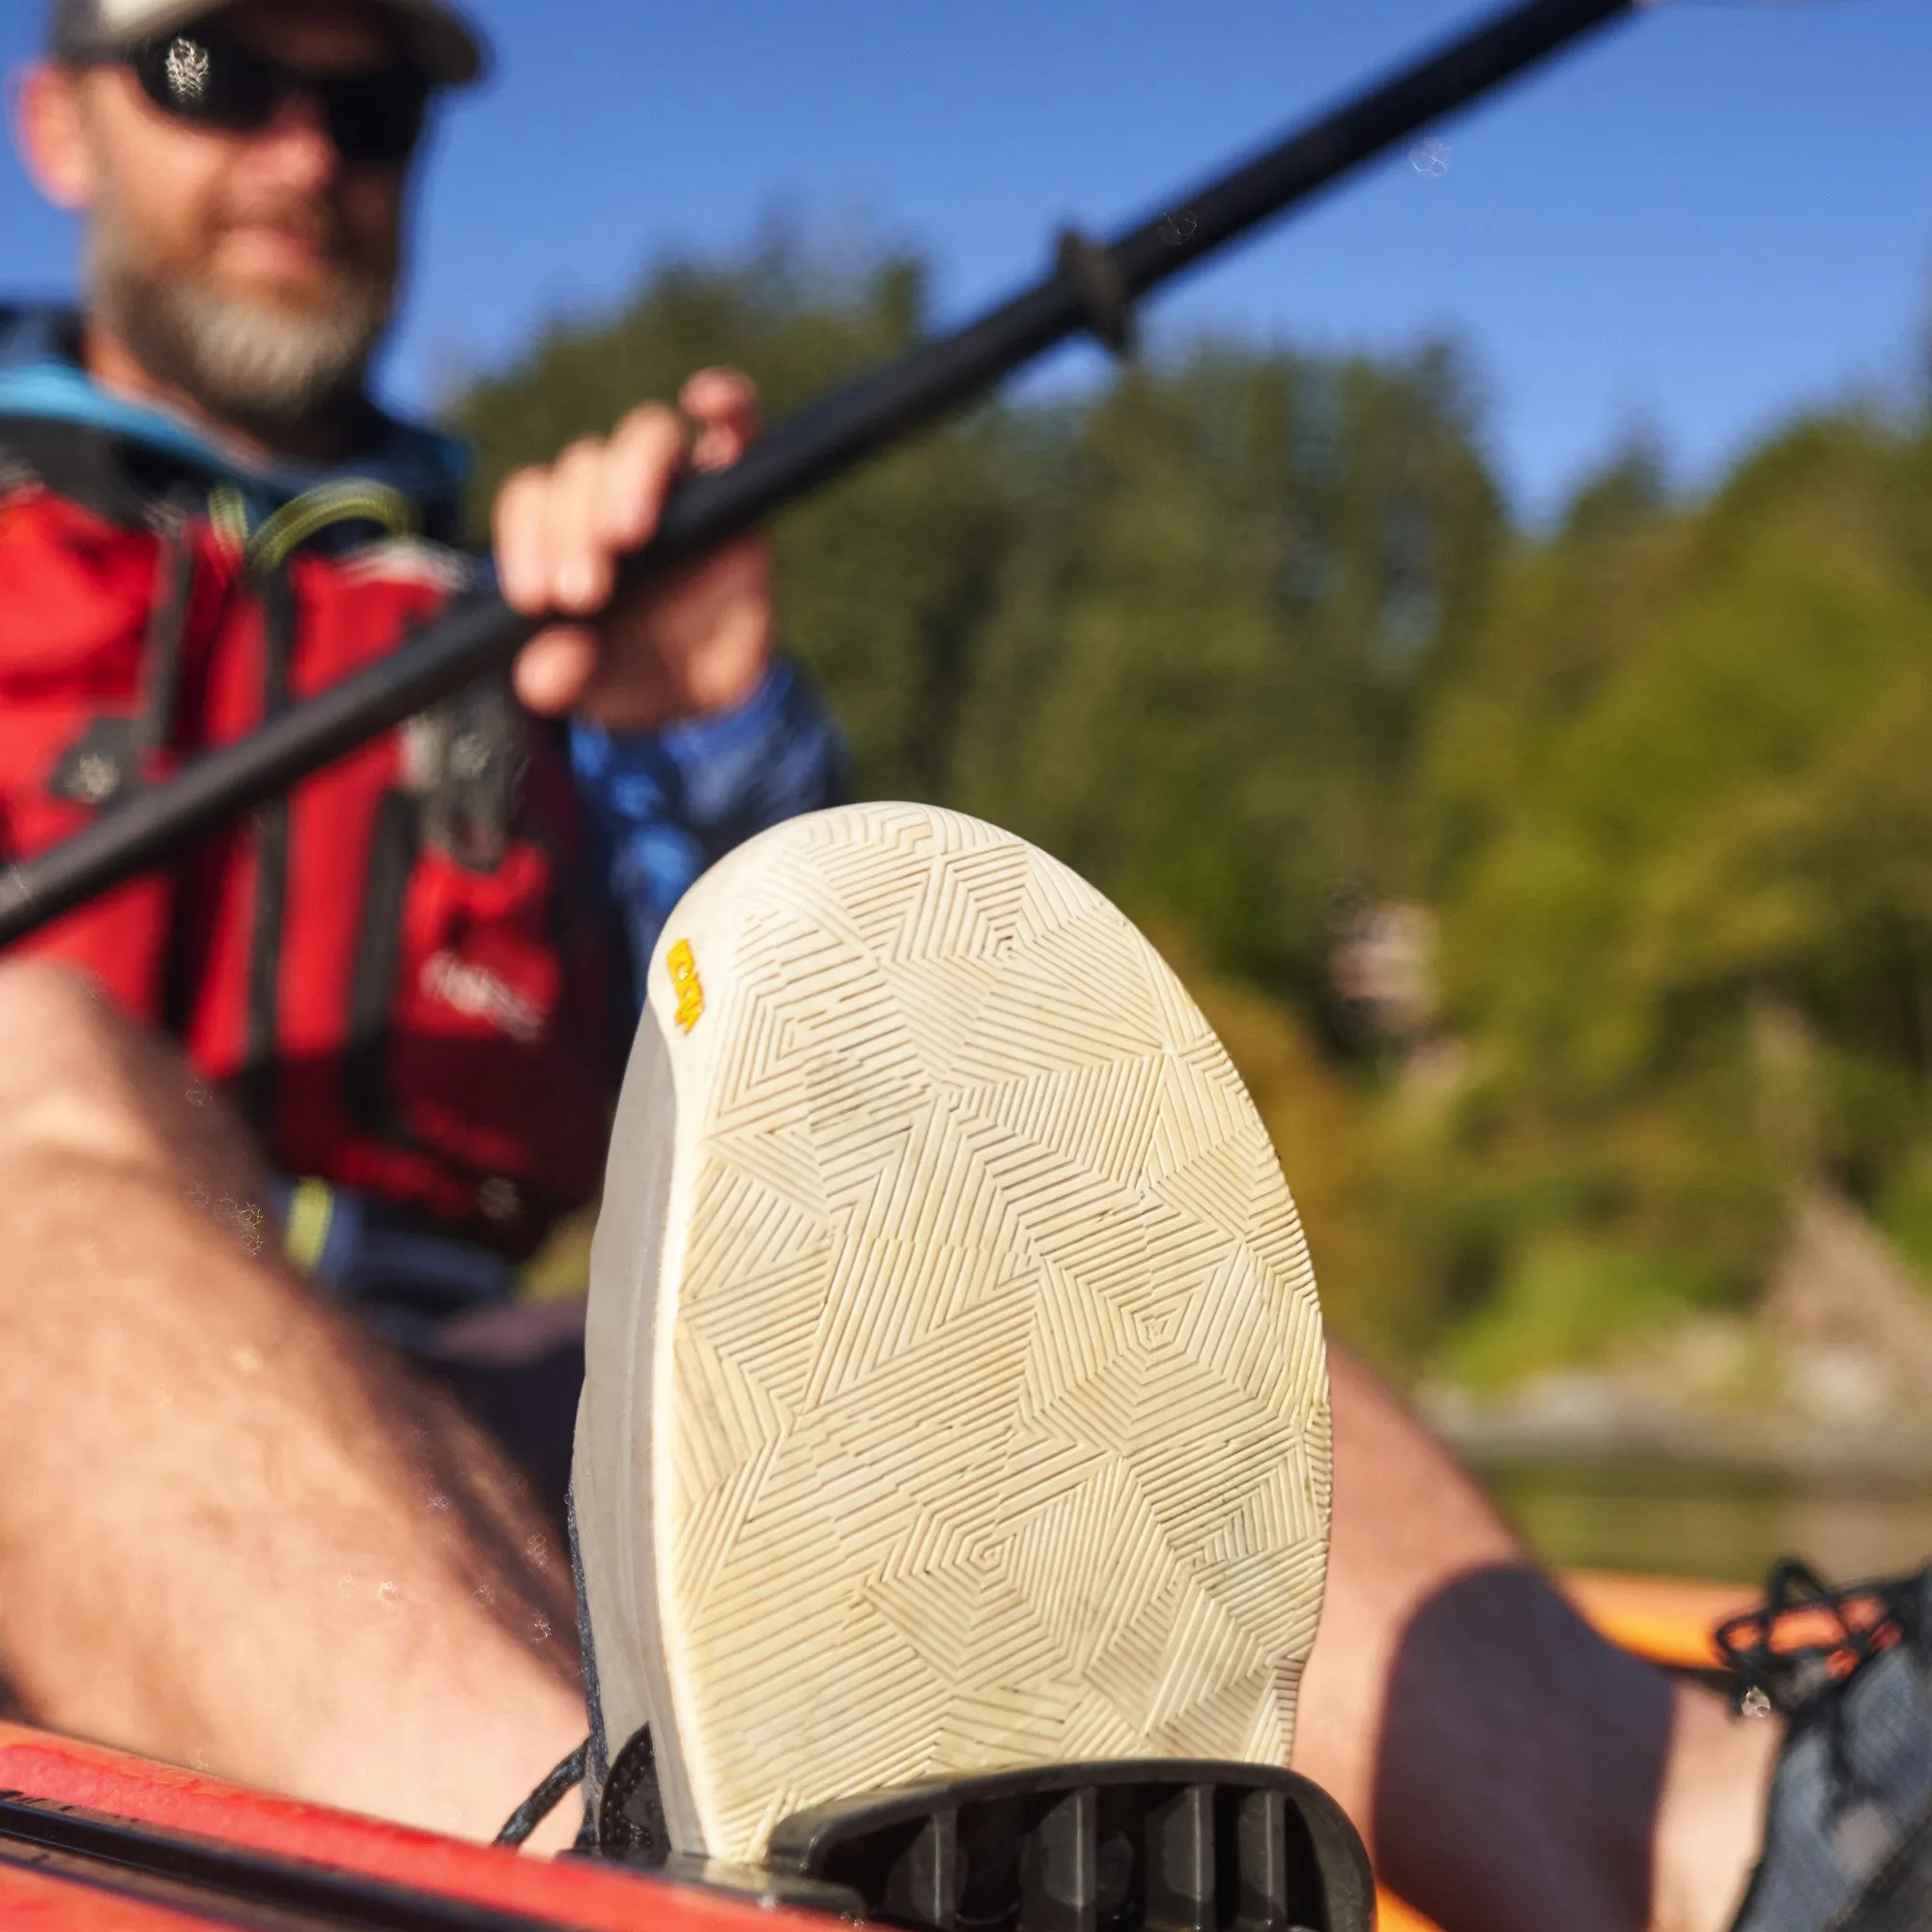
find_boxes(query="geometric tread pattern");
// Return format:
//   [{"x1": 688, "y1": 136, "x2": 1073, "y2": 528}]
[{"x1": 640, "y1": 804, "x2": 1329, "y2": 1861}]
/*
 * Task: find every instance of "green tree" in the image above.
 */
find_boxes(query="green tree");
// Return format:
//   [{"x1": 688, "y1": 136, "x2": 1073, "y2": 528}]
[
  {"x1": 1413, "y1": 412, "x2": 1932, "y2": 1378},
  {"x1": 951, "y1": 339, "x2": 1502, "y2": 1001}
]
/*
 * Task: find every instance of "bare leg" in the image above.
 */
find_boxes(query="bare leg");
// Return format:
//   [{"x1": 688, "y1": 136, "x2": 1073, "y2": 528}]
[
  {"x1": 0, "y1": 965, "x2": 585, "y2": 1847},
  {"x1": 1293, "y1": 1346, "x2": 1777, "y2": 1932}
]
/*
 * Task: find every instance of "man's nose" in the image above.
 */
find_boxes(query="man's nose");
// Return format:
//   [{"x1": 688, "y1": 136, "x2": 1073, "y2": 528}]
[{"x1": 248, "y1": 89, "x2": 344, "y2": 185}]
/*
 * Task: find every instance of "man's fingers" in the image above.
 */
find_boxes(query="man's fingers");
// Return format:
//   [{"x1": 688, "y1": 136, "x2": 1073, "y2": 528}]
[
  {"x1": 497, "y1": 440, "x2": 608, "y2": 617},
  {"x1": 512, "y1": 625, "x2": 601, "y2": 716},
  {"x1": 496, "y1": 372, "x2": 770, "y2": 724},
  {"x1": 544, "y1": 437, "x2": 616, "y2": 614},
  {"x1": 680, "y1": 368, "x2": 761, "y2": 473},
  {"x1": 680, "y1": 366, "x2": 760, "y2": 426},
  {"x1": 495, "y1": 409, "x2": 686, "y2": 622},
  {"x1": 599, "y1": 404, "x2": 687, "y2": 553},
  {"x1": 492, "y1": 466, "x2": 551, "y2": 616}
]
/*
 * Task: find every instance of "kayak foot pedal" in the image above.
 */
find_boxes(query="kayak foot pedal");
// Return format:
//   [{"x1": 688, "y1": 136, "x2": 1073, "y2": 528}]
[{"x1": 691, "y1": 1761, "x2": 1374, "y2": 1932}]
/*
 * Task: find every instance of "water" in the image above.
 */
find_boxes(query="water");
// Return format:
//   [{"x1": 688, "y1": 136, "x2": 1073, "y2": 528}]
[{"x1": 1476, "y1": 1458, "x2": 1932, "y2": 1584}]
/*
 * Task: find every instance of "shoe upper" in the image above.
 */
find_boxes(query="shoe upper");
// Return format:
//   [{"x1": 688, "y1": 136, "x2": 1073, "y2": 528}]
[{"x1": 1727, "y1": 1564, "x2": 1932, "y2": 1932}]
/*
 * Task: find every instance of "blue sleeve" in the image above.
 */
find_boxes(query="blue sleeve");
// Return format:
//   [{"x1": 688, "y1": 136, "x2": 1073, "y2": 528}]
[{"x1": 569, "y1": 658, "x2": 850, "y2": 1014}]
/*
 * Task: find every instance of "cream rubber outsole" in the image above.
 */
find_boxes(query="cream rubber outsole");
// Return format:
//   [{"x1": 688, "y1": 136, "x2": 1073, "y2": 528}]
[{"x1": 574, "y1": 803, "x2": 1332, "y2": 1865}]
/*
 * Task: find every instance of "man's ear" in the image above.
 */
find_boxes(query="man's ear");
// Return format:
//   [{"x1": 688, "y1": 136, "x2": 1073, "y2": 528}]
[{"x1": 10, "y1": 61, "x2": 98, "y2": 213}]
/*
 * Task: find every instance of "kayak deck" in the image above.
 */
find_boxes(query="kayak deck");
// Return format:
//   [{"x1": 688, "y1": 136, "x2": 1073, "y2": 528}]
[{"x1": 0, "y1": 1721, "x2": 808, "y2": 1931}]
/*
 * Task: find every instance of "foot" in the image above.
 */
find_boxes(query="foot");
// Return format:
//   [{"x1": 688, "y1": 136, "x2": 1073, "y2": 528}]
[
  {"x1": 573, "y1": 803, "x2": 1334, "y2": 1867},
  {"x1": 1713, "y1": 1561, "x2": 1930, "y2": 1932}
]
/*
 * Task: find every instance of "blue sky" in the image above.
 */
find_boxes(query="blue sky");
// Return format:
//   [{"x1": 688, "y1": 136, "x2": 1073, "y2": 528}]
[{"x1": 4, "y1": 0, "x2": 1926, "y2": 522}]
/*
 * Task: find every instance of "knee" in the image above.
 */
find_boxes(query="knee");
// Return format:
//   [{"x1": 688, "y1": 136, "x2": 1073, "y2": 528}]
[
  {"x1": 0, "y1": 960, "x2": 169, "y2": 1166},
  {"x1": 0, "y1": 958, "x2": 135, "y2": 1068}
]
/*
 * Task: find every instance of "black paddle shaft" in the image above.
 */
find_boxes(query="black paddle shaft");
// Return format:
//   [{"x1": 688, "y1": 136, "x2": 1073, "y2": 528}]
[{"x1": 0, "y1": 0, "x2": 1639, "y2": 946}]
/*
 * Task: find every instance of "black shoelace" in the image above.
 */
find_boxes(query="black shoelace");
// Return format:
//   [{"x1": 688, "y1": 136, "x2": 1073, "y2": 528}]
[{"x1": 494, "y1": 1738, "x2": 589, "y2": 1850}]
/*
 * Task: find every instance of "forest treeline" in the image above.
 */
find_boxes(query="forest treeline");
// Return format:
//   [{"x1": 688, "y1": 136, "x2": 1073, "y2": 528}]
[{"x1": 457, "y1": 233, "x2": 1932, "y2": 1380}]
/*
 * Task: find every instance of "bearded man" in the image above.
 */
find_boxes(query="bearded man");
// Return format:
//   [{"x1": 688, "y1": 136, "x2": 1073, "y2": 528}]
[
  {"x1": 0, "y1": 2, "x2": 1794, "y2": 1927},
  {"x1": 0, "y1": 0, "x2": 844, "y2": 1858}
]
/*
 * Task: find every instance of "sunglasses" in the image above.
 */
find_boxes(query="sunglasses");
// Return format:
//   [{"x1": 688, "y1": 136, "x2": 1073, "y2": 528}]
[{"x1": 124, "y1": 32, "x2": 433, "y2": 167}]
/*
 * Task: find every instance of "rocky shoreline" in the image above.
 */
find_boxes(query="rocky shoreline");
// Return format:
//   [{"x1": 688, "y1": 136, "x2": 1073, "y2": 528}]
[
  {"x1": 1421, "y1": 1191, "x2": 1932, "y2": 1484},
  {"x1": 1425, "y1": 1375, "x2": 1932, "y2": 1484}
]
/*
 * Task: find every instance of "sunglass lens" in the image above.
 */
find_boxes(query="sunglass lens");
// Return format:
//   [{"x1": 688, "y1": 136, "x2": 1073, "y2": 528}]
[
  {"x1": 135, "y1": 36, "x2": 279, "y2": 131},
  {"x1": 325, "y1": 76, "x2": 429, "y2": 166}
]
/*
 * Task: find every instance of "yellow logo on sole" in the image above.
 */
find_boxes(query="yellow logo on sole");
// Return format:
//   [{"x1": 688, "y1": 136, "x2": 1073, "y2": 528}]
[{"x1": 667, "y1": 939, "x2": 705, "y2": 1035}]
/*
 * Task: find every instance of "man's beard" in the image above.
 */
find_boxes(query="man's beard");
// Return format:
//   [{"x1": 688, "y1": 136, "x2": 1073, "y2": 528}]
[{"x1": 88, "y1": 180, "x2": 396, "y2": 450}]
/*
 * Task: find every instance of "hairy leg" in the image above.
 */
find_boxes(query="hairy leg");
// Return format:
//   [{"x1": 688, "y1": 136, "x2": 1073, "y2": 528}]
[
  {"x1": 1293, "y1": 1346, "x2": 1777, "y2": 1932},
  {"x1": 0, "y1": 964, "x2": 586, "y2": 1847}
]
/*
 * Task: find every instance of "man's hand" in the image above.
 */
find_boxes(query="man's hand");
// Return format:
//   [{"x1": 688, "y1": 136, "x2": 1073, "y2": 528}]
[{"x1": 493, "y1": 368, "x2": 773, "y2": 731}]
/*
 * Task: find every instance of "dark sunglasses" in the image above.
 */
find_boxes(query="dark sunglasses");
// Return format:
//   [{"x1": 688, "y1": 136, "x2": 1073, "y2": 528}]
[{"x1": 124, "y1": 32, "x2": 433, "y2": 167}]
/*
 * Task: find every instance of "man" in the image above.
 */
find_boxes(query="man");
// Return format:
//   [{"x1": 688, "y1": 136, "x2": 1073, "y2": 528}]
[
  {"x1": 0, "y1": 0, "x2": 1782, "y2": 1924},
  {"x1": 2, "y1": 0, "x2": 845, "y2": 1503},
  {"x1": 0, "y1": 0, "x2": 842, "y2": 1857}
]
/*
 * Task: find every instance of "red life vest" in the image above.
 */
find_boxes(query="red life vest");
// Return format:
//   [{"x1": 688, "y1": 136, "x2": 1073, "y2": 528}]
[{"x1": 0, "y1": 413, "x2": 616, "y2": 1255}]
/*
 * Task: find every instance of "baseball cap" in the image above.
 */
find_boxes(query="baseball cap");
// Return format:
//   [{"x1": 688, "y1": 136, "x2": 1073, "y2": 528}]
[{"x1": 48, "y1": 0, "x2": 490, "y2": 86}]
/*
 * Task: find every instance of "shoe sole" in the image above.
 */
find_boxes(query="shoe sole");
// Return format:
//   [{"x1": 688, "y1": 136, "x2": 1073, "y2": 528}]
[{"x1": 575, "y1": 804, "x2": 1331, "y2": 1864}]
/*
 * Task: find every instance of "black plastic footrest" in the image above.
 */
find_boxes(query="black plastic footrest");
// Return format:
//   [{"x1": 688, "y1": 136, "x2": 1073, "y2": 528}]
[{"x1": 764, "y1": 1762, "x2": 1373, "y2": 1932}]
